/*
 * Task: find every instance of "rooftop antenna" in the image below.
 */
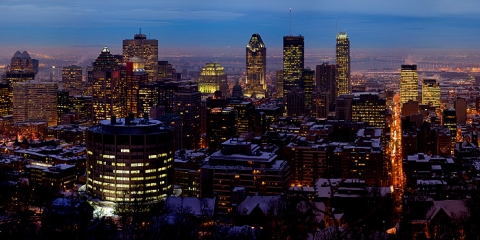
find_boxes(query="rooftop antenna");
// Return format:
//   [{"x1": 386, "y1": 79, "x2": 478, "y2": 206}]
[
  {"x1": 139, "y1": 28, "x2": 142, "y2": 34},
  {"x1": 289, "y1": 8, "x2": 292, "y2": 36}
]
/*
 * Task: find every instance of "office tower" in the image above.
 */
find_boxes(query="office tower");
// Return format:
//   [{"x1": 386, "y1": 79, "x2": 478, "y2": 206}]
[
  {"x1": 275, "y1": 70, "x2": 283, "y2": 98},
  {"x1": 400, "y1": 65, "x2": 419, "y2": 105},
  {"x1": 454, "y1": 98, "x2": 467, "y2": 125},
  {"x1": 0, "y1": 84, "x2": 11, "y2": 116},
  {"x1": 286, "y1": 87, "x2": 306, "y2": 117},
  {"x1": 443, "y1": 108, "x2": 457, "y2": 146},
  {"x1": 255, "y1": 103, "x2": 283, "y2": 136},
  {"x1": 198, "y1": 63, "x2": 229, "y2": 96},
  {"x1": 5, "y1": 51, "x2": 36, "y2": 85},
  {"x1": 316, "y1": 63, "x2": 336, "y2": 111},
  {"x1": 71, "y1": 96, "x2": 92, "y2": 121},
  {"x1": 125, "y1": 57, "x2": 149, "y2": 117},
  {"x1": 158, "y1": 114, "x2": 183, "y2": 152},
  {"x1": 245, "y1": 33, "x2": 267, "y2": 98},
  {"x1": 57, "y1": 90, "x2": 72, "y2": 122},
  {"x1": 351, "y1": 93, "x2": 386, "y2": 130},
  {"x1": 335, "y1": 94, "x2": 354, "y2": 121},
  {"x1": 422, "y1": 79, "x2": 441, "y2": 109},
  {"x1": 62, "y1": 65, "x2": 82, "y2": 96},
  {"x1": 201, "y1": 138, "x2": 290, "y2": 212},
  {"x1": 336, "y1": 32, "x2": 350, "y2": 96},
  {"x1": 138, "y1": 82, "x2": 160, "y2": 118},
  {"x1": 226, "y1": 99, "x2": 255, "y2": 135},
  {"x1": 174, "y1": 82, "x2": 201, "y2": 149},
  {"x1": 312, "y1": 91, "x2": 328, "y2": 118},
  {"x1": 283, "y1": 36, "x2": 304, "y2": 97},
  {"x1": 302, "y1": 68, "x2": 314, "y2": 114},
  {"x1": 91, "y1": 47, "x2": 123, "y2": 123},
  {"x1": 123, "y1": 33, "x2": 158, "y2": 82},
  {"x1": 158, "y1": 61, "x2": 173, "y2": 79},
  {"x1": 13, "y1": 81, "x2": 58, "y2": 126},
  {"x1": 86, "y1": 116, "x2": 173, "y2": 203},
  {"x1": 206, "y1": 108, "x2": 238, "y2": 153}
]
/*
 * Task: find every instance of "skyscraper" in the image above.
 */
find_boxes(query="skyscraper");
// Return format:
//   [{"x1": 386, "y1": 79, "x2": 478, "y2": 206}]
[
  {"x1": 421, "y1": 79, "x2": 440, "y2": 109},
  {"x1": 336, "y1": 32, "x2": 350, "y2": 96},
  {"x1": 283, "y1": 36, "x2": 304, "y2": 97},
  {"x1": 125, "y1": 57, "x2": 148, "y2": 117},
  {"x1": 62, "y1": 65, "x2": 83, "y2": 96},
  {"x1": 13, "y1": 81, "x2": 58, "y2": 126},
  {"x1": 400, "y1": 65, "x2": 419, "y2": 105},
  {"x1": 206, "y1": 107, "x2": 238, "y2": 153},
  {"x1": 316, "y1": 63, "x2": 336, "y2": 111},
  {"x1": 302, "y1": 68, "x2": 314, "y2": 115},
  {"x1": 198, "y1": 63, "x2": 229, "y2": 96},
  {"x1": 351, "y1": 93, "x2": 386, "y2": 130},
  {"x1": 245, "y1": 33, "x2": 267, "y2": 98},
  {"x1": 91, "y1": 47, "x2": 123, "y2": 123},
  {"x1": 174, "y1": 82, "x2": 202, "y2": 150},
  {"x1": 123, "y1": 33, "x2": 158, "y2": 82}
]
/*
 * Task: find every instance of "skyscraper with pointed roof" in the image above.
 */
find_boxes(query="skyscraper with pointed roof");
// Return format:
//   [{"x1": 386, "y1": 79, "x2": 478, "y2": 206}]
[
  {"x1": 245, "y1": 34, "x2": 267, "y2": 98},
  {"x1": 336, "y1": 32, "x2": 351, "y2": 96},
  {"x1": 91, "y1": 47, "x2": 123, "y2": 123}
]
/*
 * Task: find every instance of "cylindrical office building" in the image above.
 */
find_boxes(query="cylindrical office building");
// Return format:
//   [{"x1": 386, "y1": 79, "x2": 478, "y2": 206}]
[{"x1": 86, "y1": 116, "x2": 173, "y2": 203}]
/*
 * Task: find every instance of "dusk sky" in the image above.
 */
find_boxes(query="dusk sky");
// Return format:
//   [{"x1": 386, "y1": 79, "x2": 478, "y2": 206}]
[{"x1": 1, "y1": 0, "x2": 480, "y2": 54}]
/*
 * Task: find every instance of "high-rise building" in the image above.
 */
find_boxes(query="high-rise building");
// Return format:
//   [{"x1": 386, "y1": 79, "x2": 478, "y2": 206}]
[
  {"x1": 91, "y1": 47, "x2": 123, "y2": 123},
  {"x1": 422, "y1": 79, "x2": 441, "y2": 109},
  {"x1": 198, "y1": 63, "x2": 229, "y2": 96},
  {"x1": 226, "y1": 99, "x2": 255, "y2": 135},
  {"x1": 0, "y1": 83, "x2": 11, "y2": 116},
  {"x1": 174, "y1": 82, "x2": 201, "y2": 150},
  {"x1": 158, "y1": 61, "x2": 173, "y2": 79},
  {"x1": 57, "y1": 90, "x2": 72, "y2": 122},
  {"x1": 123, "y1": 33, "x2": 158, "y2": 82},
  {"x1": 400, "y1": 65, "x2": 419, "y2": 105},
  {"x1": 13, "y1": 81, "x2": 58, "y2": 126},
  {"x1": 335, "y1": 94, "x2": 354, "y2": 121},
  {"x1": 351, "y1": 93, "x2": 386, "y2": 130},
  {"x1": 443, "y1": 108, "x2": 457, "y2": 146},
  {"x1": 206, "y1": 107, "x2": 238, "y2": 153},
  {"x1": 454, "y1": 98, "x2": 467, "y2": 125},
  {"x1": 302, "y1": 68, "x2": 314, "y2": 115},
  {"x1": 6, "y1": 51, "x2": 36, "y2": 82},
  {"x1": 71, "y1": 96, "x2": 92, "y2": 121},
  {"x1": 336, "y1": 32, "x2": 350, "y2": 96},
  {"x1": 86, "y1": 116, "x2": 173, "y2": 204},
  {"x1": 275, "y1": 70, "x2": 283, "y2": 98},
  {"x1": 245, "y1": 33, "x2": 267, "y2": 98},
  {"x1": 283, "y1": 36, "x2": 304, "y2": 97},
  {"x1": 125, "y1": 57, "x2": 149, "y2": 117},
  {"x1": 316, "y1": 63, "x2": 336, "y2": 111},
  {"x1": 62, "y1": 65, "x2": 83, "y2": 96},
  {"x1": 286, "y1": 87, "x2": 306, "y2": 117}
]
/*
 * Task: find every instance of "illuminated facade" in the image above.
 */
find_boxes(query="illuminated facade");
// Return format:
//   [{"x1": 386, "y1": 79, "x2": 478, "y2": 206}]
[
  {"x1": 336, "y1": 32, "x2": 350, "y2": 96},
  {"x1": 245, "y1": 33, "x2": 267, "y2": 98},
  {"x1": 283, "y1": 36, "x2": 304, "y2": 97},
  {"x1": 0, "y1": 83, "x2": 11, "y2": 116},
  {"x1": 13, "y1": 81, "x2": 58, "y2": 126},
  {"x1": 421, "y1": 79, "x2": 440, "y2": 109},
  {"x1": 86, "y1": 117, "x2": 173, "y2": 203},
  {"x1": 400, "y1": 65, "x2": 419, "y2": 105},
  {"x1": 302, "y1": 68, "x2": 314, "y2": 114},
  {"x1": 442, "y1": 108, "x2": 457, "y2": 146},
  {"x1": 62, "y1": 65, "x2": 83, "y2": 96},
  {"x1": 226, "y1": 100, "x2": 255, "y2": 135},
  {"x1": 125, "y1": 57, "x2": 148, "y2": 117},
  {"x1": 351, "y1": 93, "x2": 386, "y2": 131},
  {"x1": 198, "y1": 63, "x2": 229, "y2": 96},
  {"x1": 122, "y1": 33, "x2": 158, "y2": 82},
  {"x1": 91, "y1": 47, "x2": 123, "y2": 123},
  {"x1": 275, "y1": 70, "x2": 283, "y2": 98}
]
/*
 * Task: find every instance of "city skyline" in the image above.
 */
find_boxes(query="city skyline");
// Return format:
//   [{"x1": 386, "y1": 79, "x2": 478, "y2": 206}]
[{"x1": 1, "y1": 1, "x2": 480, "y2": 54}]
